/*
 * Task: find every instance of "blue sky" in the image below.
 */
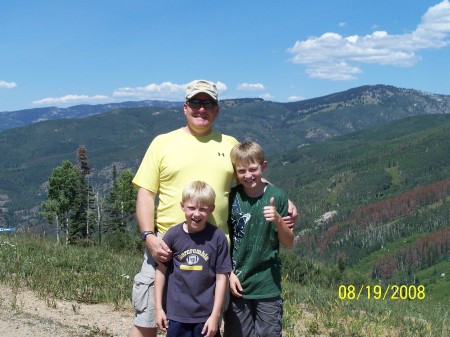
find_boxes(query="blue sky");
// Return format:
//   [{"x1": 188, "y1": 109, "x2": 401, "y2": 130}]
[{"x1": 1, "y1": 0, "x2": 450, "y2": 112}]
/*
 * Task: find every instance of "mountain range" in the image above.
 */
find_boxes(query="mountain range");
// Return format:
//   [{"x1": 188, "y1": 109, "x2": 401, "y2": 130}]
[
  {"x1": 0, "y1": 100, "x2": 181, "y2": 132},
  {"x1": 1, "y1": 85, "x2": 449, "y2": 283},
  {"x1": 2, "y1": 84, "x2": 450, "y2": 136}
]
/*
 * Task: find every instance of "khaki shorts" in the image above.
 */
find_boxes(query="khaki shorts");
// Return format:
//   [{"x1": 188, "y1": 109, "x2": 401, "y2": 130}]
[{"x1": 131, "y1": 249, "x2": 157, "y2": 328}]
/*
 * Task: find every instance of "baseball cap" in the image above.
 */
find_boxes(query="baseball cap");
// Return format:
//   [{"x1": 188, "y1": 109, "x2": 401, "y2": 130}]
[{"x1": 185, "y1": 80, "x2": 218, "y2": 102}]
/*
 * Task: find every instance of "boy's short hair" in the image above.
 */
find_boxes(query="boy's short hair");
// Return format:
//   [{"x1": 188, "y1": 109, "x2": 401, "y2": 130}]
[
  {"x1": 230, "y1": 141, "x2": 265, "y2": 166},
  {"x1": 182, "y1": 181, "x2": 216, "y2": 206}
]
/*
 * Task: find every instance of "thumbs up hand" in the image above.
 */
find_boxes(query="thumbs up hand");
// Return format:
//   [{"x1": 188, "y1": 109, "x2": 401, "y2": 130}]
[
  {"x1": 263, "y1": 197, "x2": 281, "y2": 224},
  {"x1": 264, "y1": 197, "x2": 295, "y2": 248}
]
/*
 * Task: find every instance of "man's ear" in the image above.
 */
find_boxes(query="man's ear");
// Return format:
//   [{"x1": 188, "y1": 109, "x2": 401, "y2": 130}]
[
  {"x1": 209, "y1": 204, "x2": 216, "y2": 213},
  {"x1": 180, "y1": 201, "x2": 184, "y2": 210}
]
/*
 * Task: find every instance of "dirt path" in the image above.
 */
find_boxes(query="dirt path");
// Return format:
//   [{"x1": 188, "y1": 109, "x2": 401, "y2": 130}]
[{"x1": 0, "y1": 283, "x2": 134, "y2": 336}]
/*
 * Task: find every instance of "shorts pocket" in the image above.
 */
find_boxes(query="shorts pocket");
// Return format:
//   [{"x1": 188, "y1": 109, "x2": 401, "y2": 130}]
[{"x1": 132, "y1": 273, "x2": 153, "y2": 312}]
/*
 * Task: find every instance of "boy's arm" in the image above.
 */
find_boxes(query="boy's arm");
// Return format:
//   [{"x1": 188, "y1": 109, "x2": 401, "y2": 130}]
[
  {"x1": 229, "y1": 271, "x2": 243, "y2": 297},
  {"x1": 263, "y1": 197, "x2": 294, "y2": 248},
  {"x1": 154, "y1": 263, "x2": 169, "y2": 332},
  {"x1": 261, "y1": 179, "x2": 298, "y2": 230},
  {"x1": 201, "y1": 273, "x2": 228, "y2": 337}
]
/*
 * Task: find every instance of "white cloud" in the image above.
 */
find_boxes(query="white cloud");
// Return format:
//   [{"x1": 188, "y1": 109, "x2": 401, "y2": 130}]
[
  {"x1": 306, "y1": 61, "x2": 362, "y2": 81},
  {"x1": 287, "y1": 0, "x2": 450, "y2": 80},
  {"x1": 259, "y1": 93, "x2": 273, "y2": 100},
  {"x1": 32, "y1": 94, "x2": 109, "y2": 106},
  {"x1": 113, "y1": 81, "x2": 185, "y2": 99},
  {"x1": 287, "y1": 95, "x2": 305, "y2": 101},
  {"x1": 215, "y1": 81, "x2": 228, "y2": 94},
  {"x1": 237, "y1": 82, "x2": 266, "y2": 91},
  {"x1": 0, "y1": 80, "x2": 17, "y2": 89},
  {"x1": 113, "y1": 81, "x2": 228, "y2": 100},
  {"x1": 31, "y1": 81, "x2": 229, "y2": 108}
]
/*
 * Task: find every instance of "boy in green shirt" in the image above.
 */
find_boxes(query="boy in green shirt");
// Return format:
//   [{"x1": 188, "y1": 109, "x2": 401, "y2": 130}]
[{"x1": 224, "y1": 142, "x2": 294, "y2": 337}]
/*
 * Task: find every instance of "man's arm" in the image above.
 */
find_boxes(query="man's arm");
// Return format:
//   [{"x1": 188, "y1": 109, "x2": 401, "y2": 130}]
[
  {"x1": 136, "y1": 187, "x2": 172, "y2": 262},
  {"x1": 284, "y1": 199, "x2": 298, "y2": 231},
  {"x1": 136, "y1": 187, "x2": 156, "y2": 233}
]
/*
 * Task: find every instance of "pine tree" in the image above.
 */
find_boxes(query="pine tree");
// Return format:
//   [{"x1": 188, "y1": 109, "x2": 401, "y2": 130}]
[
  {"x1": 69, "y1": 145, "x2": 94, "y2": 244},
  {"x1": 338, "y1": 256, "x2": 346, "y2": 273},
  {"x1": 77, "y1": 145, "x2": 90, "y2": 176},
  {"x1": 102, "y1": 166, "x2": 137, "y2": 250},
  {"x1": 105, "y1": 164, "x2": 122, "y2": 233}
]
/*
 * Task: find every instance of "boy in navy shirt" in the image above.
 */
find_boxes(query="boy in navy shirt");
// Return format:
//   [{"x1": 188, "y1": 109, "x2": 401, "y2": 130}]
[{"x1": 155, "y1": 181, "x2": 231, "y2": 337}]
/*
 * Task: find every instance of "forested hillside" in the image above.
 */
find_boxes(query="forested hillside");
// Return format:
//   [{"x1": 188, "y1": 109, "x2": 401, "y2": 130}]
[
  {"x1": 1, "y1": 86, "x2": 449, "y2": 289},
  {"x1": 265, "y1": 114, "x2": 450, "y2": 288},
  {"x1": 1, "y1": 85, "x2": 449, "y2": 222}
]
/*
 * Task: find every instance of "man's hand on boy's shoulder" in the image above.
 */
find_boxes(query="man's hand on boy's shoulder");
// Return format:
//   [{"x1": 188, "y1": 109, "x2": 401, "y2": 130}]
[
  {"x1": 284, "y1": 199, "x2": 298, "y2": 230},
  {"x1": 146, "y1": 235, "x2": 172, "y2": 263}
]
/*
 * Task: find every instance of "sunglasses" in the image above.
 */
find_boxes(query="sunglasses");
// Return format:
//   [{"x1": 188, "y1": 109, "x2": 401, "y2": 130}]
[{"x1": 186, "y1": 99, "x2": 218, "y2": 109}]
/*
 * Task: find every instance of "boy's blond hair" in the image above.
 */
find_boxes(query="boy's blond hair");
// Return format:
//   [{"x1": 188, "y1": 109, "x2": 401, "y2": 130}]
[
  {"x1": 182, "y1": 181, "x2": 216, "y2": 206},
  {"x1": 230, "y1": 141, "x2": 265, "y2": 166}
]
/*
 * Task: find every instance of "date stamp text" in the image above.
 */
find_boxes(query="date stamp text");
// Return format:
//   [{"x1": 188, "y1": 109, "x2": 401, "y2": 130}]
[{"x1": 338, "y1": 284, "x2": 426, "y2": 300}]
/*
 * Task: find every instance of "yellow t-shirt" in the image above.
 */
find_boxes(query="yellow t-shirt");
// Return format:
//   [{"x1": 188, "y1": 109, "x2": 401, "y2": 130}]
[{"x1": 133, "y1": 128, "x2": 238, "y2": 235}]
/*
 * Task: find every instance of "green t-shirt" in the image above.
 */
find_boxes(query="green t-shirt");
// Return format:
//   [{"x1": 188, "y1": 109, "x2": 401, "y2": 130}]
[{"x1": 228, "y1": 184, "x2": 288, "y2": 299}]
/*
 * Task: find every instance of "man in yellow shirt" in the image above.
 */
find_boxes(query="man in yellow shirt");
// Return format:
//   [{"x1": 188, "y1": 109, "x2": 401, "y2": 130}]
[{"x1": 129, "y1": 80, "x2": 296, "y2": 337}]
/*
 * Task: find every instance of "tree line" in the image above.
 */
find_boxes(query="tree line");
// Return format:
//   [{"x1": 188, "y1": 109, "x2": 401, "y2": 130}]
[
  {"x1": 314, "y1": 177, "x2": 450, "y2": 253},
  {"x1": 371, "y1": 226, "x2": 450, "y2": 280},
  {"x1": 293, "y1": 177, "x2": 450, "y2": 280},
  {"x1": 41, "y1": 145, "x2": 137, "y2": 249}
]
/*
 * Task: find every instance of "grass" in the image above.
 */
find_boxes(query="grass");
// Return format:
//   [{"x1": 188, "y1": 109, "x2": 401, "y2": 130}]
[
  {"x1": 0, "y1": 235, "x2": 142, "y2": 306},
  {"x1": 415, "y1": 260, "x2": 450, "y2": 303},
  {"x1": 1, "y1": 235, "x2": 448, "y2": 336},
  {"x1": 282, "y1": 282, "x2": 449, "y2": 337}
]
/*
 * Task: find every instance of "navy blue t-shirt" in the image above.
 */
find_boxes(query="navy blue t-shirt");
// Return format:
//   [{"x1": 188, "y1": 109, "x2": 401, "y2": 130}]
[{"x1": 163, "y1": 222, "x2": 231, "y2": 323}]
